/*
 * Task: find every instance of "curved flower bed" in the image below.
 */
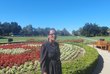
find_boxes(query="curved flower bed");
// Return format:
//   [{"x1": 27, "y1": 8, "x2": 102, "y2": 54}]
[
  {"x1": 60, "y1": 44, "x2": 83, "y2": 61},
  {"x1": 62, "y1": 43, "x2": 99, "y2": 74}
]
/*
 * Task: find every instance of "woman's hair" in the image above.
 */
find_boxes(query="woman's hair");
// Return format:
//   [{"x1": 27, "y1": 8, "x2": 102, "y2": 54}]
[
  {"x1": 48, "y1": 29, "x2": 57, "y2": 40},
  {"x1": 48, "y1": 29, "x2": 56, "y2": 35}
]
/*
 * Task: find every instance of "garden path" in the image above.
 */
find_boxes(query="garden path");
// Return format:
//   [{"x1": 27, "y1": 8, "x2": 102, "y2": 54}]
[{"x1": 89, "y1": 45, "x2": 110, "y2": 74}]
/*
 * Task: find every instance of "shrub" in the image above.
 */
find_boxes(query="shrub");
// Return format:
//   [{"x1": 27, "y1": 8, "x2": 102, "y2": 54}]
[{"x1": 8, "y1": 38, "x2": 13, "y2": 43}]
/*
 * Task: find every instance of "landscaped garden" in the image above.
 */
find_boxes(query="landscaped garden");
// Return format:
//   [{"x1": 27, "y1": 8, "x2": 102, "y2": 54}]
[{"x1": 0, "y1": 36, "x2": 99, "y2": 74}]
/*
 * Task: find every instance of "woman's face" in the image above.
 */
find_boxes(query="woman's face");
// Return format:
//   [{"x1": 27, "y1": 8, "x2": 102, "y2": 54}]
[{"x1": 48, "y1": 30, "x2": 56, "y2": 41}]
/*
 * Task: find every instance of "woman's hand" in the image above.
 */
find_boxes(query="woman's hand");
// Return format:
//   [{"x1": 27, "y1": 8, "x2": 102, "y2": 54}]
[{"x1": 44, "y1": 72, "x2": 47, "y2": 74}]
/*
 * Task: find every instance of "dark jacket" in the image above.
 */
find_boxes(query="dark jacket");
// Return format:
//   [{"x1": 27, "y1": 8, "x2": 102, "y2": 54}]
[{"x1": 40, "y1": 41, "x2": 62, "y2": 74}]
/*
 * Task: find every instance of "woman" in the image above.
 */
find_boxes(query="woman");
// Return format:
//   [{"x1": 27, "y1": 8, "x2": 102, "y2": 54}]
[{"x1": 40, "y1": 30, "x2": 62, "y2": 74}]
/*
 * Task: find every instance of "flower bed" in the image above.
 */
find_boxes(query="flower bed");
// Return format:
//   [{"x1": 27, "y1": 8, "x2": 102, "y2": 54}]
[
  {"x1": 0, "y1": 43, "x2": 40, "y2": 69},
  {"x1": 0, "y1": 40, "x2": 99, "y2": 74},
  {"x1": 58, "y1": 39, "x2": 84, "y2": 43},
  {"x1": 62, "y1": 43, "x2": 99, "y2": 74}
]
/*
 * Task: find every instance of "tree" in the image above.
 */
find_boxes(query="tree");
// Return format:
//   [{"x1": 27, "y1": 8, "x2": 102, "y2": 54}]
[
  {"x1": 20, "y1": 24, "x2": 34, "y2": 36},
  {"x1": 72, "y1": 30, "x2": 80, "y2": 36},
  {"x1": 0, "y1": 22, "x2": 22, "y2": 36},
  {"x1": 99, "y1": 26, "x2": 109, "y2": 36},
  {"x1": 2, "y1": 22, "x2": 11, "y2": 36},
  {"x1": 0, "y1": 22, "x2": 3, "y2": 35},
  {"x1": 81, "y1": 23, "x2": 100, "y2": 37},
  {"x1": 107, "y1": 28, "x2": 110, "y2": 36},
  {"x1": 62, "y1": 28, "x2": 71, "y2": 36},
  {"x1": 57, "y1": 30, "x2": 63, "y2": 36},
  {"x1": 11, "y1": 22, "x2": 22, "y2": 35},
  {"x1": 79, "y1": 23, "x2": 109, "y2": 37}
]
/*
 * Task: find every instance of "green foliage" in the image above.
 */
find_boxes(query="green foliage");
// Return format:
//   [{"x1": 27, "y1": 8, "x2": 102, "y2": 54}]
[
  {"x1": 8, "y1": 38, "x2": 13, "y2": 43},
  {"x1": 75, "y1": 23, "x2": 109, "y2": 37},
  {"x1": 0, "y1": 22, "x2": 71, "y2": 36},
  {"x1": 0, "y1": 22, "x2": 21, "y2": 36}
]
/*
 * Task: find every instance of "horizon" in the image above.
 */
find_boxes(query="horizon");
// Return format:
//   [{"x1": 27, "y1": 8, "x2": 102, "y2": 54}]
[{"x1": 0, "y1": 0, "x2": 110, "y2": 33}]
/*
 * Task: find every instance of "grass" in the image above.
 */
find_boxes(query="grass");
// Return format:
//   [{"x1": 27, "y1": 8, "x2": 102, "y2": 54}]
[
  {"x1": 76, "y1": 36, "x2": 110, "y2": 44},
  {"x1": 90, "y1": 36, "x2": 110, "y2": 41},
  {"x1": 0, "y1": 36, "x2": 79, "y2": 43},
  {"x1": 0, "y1": 36, "x2": 47, "y2": 43},
  {"x1": 1, "y1": 36, "x2": 110, "y2": 44}
]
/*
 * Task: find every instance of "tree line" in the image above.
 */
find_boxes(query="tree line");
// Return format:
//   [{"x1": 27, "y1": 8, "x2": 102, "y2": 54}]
[
  {"x1": 0, "y1": 22, "x2": 110, "y2": 37},
  {"x1": 0, "y1": 22, "x2": 71, "y2": 36},
  {"x1": 72, "y1": 23, "x2": 110, "y2": 37}
]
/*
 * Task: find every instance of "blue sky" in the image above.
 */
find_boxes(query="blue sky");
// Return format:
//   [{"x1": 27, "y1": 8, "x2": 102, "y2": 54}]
[{"x1": 0, "y1": 0, "x2": 110, "y2": 33}]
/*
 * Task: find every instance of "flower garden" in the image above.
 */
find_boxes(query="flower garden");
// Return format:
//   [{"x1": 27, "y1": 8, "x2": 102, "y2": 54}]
[
  {"x1": 0, "y1": 42, "x2": 41, "y2": 74},
  {"x1": 0, "y1": 39, "x2": 99, "y2": 74}
]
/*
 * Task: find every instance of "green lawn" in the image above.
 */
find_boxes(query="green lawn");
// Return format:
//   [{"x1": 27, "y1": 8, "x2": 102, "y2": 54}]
[
  {"x1": 90, "y1": 36, "x2": 110, "y2": 41},
  {"x1": 1, "y1": 36, "x2": 109, "y2": 44},
  {"x1": 0, "y1": 36, "x2": 79, "y2": 43}
]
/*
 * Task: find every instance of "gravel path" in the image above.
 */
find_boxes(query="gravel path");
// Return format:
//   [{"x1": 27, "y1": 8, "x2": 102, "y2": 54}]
[{"x1": 89, "y1": 45, "x2": 110, "y2": 74}]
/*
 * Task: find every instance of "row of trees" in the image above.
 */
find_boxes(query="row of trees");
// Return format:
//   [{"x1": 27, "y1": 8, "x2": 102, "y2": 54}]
[
  {"x1": 0, "y1": 22, "x2": 110, "y2": 37},
  {"x1": 72, "y1": 23, "x2": 110, "y2": 37},
  {"x1": 0, "y1": 22, "x2": 71, "y2": 36},
  {"x1": 0, "y1": 22, "x2": 22, "y2": 36},
  {"x1": 21, "y1": 25, "x2": 71, "y2": 36}
]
